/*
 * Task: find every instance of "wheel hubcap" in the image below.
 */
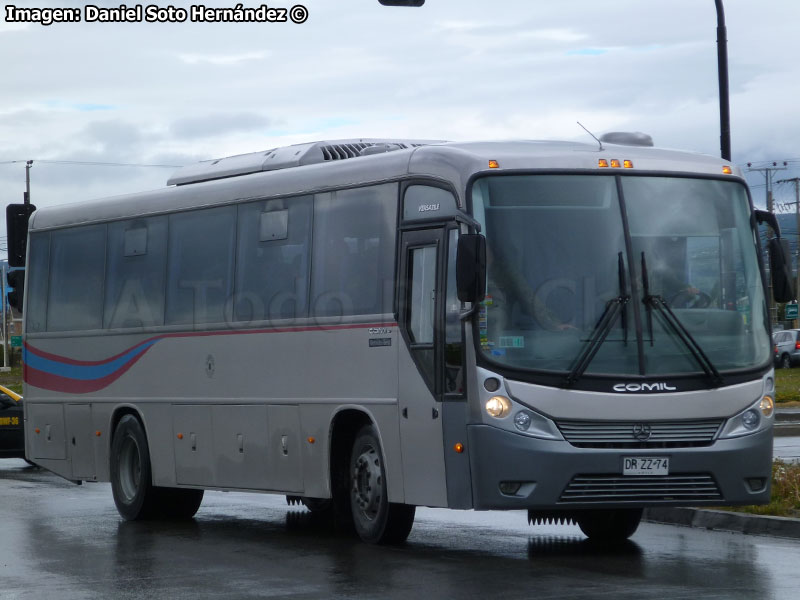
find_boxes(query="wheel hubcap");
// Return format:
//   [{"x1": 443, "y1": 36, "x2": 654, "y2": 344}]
[
  {"x1": 352, "y1": 446, "x2": 383, "y2": 521},
  {"x1": 118, "y1": 435, "x2": 141, "y2": 502}
]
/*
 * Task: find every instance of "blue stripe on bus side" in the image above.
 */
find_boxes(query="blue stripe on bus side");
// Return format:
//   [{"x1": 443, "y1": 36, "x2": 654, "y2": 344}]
[{"x1": 23, "y1": 339, "x2": 161, "y2": 381}]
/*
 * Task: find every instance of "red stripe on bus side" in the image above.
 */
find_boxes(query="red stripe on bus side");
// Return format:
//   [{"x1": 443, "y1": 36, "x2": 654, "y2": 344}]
[
  {"x1": 23, "y1": 322, "x2": 397, "y2": 366},
  {"x1": 22, "y1": 321, "x2": 398, "y2": 393}
]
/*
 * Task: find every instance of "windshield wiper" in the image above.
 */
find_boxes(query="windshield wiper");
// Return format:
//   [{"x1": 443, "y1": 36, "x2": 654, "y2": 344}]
[
  {"x1": 641, "y1": 252, "x2": 723, "y2": 386},
  {"x1": 565, "y1": 253, "x2": 629, "y2": 386}
]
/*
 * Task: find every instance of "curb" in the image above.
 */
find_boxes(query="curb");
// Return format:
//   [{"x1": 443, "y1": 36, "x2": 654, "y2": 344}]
[{"x1": 643, "y1": 507, "x2": 800, "y2": 539}]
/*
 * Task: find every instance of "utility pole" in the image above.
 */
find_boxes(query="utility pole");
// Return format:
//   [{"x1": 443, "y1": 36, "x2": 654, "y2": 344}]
[
  {"x1": 24, "y1": 160, "x2": 33, "y2": 204},
  {"x1": 748, "y1": 162, "x2": 788, "y2": 325},
  {"x1": 778, "y1": 177, "x2": 800, "y2": 327}
]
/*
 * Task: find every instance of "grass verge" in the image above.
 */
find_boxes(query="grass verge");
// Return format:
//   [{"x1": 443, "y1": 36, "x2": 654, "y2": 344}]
[
  {"x1": 721, "y1": 459, "x2": 800, "y2": 518},
  {"x1": 776, "y1": 367, "x2": 800, "y2": 404},
  {"x1": 0, "y1": 364, "x2": 23, "y2": 396}
]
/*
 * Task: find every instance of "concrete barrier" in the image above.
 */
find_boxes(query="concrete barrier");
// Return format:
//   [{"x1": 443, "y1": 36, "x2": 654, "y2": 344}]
[{"x1": 643, "y1": 507, "x2": 800, "y2": 539}]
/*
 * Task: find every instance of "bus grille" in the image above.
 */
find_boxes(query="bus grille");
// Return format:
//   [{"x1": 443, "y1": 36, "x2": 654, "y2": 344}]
[
  {"x1": 559, "y1": 474, "x2": 722, "y2": 503},
  {"x1": 555, "y1": 419, "x2": 723, "y2": 448}
]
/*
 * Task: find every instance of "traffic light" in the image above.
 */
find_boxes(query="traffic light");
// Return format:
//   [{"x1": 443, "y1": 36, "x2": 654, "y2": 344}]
[
  {"x1": 6, "y1": 203, "x2": 36, "y2": 268},
  {"x1": 6, "y1": 269, "x2": 24, "y2": 312}
]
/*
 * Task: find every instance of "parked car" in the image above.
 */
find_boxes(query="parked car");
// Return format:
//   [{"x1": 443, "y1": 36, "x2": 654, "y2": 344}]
[
  {"x1": 773, "y1": 329, "x2": 800, "y2": 369},
  {"x1": 0, "y1": 385, "x2": 24, "y2": 459}
]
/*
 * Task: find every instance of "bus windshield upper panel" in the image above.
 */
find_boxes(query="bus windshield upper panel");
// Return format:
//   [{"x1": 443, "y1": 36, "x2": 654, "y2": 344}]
[{"x1": 472, "y1": 174, "x2": 770, "y2": 379}]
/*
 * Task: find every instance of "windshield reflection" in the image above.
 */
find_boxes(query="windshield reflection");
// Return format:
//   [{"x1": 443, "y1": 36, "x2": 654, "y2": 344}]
[{"x1": 472, "y1": 174, "x2": 770, "y2": 379}]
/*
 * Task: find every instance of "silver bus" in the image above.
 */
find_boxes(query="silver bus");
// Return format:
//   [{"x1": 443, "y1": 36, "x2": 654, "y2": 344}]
[{"x1": 14, "y1": 136, "x2": 792, "y2": 543}]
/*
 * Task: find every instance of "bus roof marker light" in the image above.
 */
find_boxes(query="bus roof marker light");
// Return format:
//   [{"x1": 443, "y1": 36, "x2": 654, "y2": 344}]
[
  {"x1": 598, "y1": 159, "x2": 609, "y2": 168},
  {"x1": 488, "y1": 160, "x2": 500, "y2": 169},
  {"x1": 722, "y1": 165, "x2": 733, "y2": 175},
  {"x1": 623, "y1": 160, "x2": 634, "y2": 169},
  {"x1": 610, "y1": 159, "x2": 621, "y2": 168}
]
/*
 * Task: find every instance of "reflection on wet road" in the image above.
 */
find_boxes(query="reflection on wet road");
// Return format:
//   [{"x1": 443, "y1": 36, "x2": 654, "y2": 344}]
[{"x1": 2, "y1": 458, "x2": 799, "y2": 599}]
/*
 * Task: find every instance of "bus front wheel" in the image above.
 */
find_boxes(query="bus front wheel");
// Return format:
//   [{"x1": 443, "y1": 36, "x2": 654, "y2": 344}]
[
  {"x1": 576, "y1": 508, "x2": 643, "y2": 541},
  {"x1": 349, "y1": 424, "x2": 415, "y2": 544}
]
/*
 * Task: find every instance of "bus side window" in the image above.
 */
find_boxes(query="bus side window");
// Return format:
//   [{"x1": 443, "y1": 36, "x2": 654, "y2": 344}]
[
  {"x1": 311, "y1": 184, "x2": 397, "y2": 318},
  {"x1": 47, "y1": 225, "x2": 107, "y2": 332},
  {"x1": 25, "y1": 232, "x2": 50, "y2": 333},
  {"x1": 235, "y1": 196, "x2": 312, "y2": 323},
  {"x1": 165, "y1": 206, "x2": 236, "y2": 327},
  {"x1": 104, "y1": 217, "x2": 168, "y2": 329}
]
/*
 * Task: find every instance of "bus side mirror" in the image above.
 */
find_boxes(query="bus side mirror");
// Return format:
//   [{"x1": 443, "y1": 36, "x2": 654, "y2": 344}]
[
  {"x1": 768, "y1": 237, "x2": 794, "y2": 303},
  {"x1": 6, "y1": 203, "x2": 36, "y2": 268},
  {"x1": 456, "y1": 234, "x2": 486, "y2": 303}
]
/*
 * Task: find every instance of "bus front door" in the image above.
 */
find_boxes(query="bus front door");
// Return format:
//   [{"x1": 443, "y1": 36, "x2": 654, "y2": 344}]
[{"x1": 397, "y1": 228, "x2": 448, "y2": 507}]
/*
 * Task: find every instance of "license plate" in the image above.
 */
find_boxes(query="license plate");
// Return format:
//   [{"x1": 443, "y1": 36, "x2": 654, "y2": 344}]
[{"x1": 623, "y1": 456, "x2": 669, "y2": 476}]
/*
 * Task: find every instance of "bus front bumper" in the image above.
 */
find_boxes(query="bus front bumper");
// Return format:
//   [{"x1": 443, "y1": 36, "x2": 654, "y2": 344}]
[{"x1": 466, "y1": 424, "x2": 773, "y2": 510}]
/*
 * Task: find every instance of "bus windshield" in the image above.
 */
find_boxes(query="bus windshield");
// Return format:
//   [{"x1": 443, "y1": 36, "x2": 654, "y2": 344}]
[{"x1": 472, "y1": 174, "x2": 771, "y2": 378}]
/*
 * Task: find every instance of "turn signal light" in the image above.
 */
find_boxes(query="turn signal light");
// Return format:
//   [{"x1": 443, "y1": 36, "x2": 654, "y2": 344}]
[
  {"x1": 760, "y1": 395, "x2": 774, "y2": 417},
  {"x1": 454, "y1": 443, "x2": 464, "y2": 453}
]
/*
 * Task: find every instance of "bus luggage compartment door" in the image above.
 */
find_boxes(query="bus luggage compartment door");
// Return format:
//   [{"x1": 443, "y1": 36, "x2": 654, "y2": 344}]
[
  {"x1": 64, "y1": 404, "x2": 97, "y2": 479},
  {"x1": 172, "y1": 405, "x2": 215, "y2": 487},
  {"x1": 27, "y1": 403, "x2": 67, "y2": 460}
]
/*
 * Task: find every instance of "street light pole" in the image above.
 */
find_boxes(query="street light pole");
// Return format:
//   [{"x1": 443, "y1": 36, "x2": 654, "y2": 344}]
[
  {"x1": 715, "y1": 0, "x2": 731, "y2": 161},
  {"x1": 24, "y1": 160, "x2": 33, "y2": 204}
]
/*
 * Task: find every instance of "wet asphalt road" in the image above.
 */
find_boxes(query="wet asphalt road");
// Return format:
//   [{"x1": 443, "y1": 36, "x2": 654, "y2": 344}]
[{"x1": 2, "y1": 458, "x2": 800, "y2": 600}]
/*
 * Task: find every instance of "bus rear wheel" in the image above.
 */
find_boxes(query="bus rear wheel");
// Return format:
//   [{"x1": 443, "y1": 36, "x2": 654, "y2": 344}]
[
  {"x1": 576, "y1": 508, "x2": 643, "y2": 541},
  {"x1": 111, "y1": 415, "x2": 203, "y2": 520},
  {"x1": 111, "y1": 415, "x2": 159, "y2": 520},
  {"x1": 349, "y1": 424, "x2": 415, "y2": 544}
]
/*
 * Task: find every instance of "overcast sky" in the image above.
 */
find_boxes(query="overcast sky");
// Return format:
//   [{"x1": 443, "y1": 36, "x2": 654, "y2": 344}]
[{"x1": 2, "y1": 0, "x2": 799, "y2": 257}]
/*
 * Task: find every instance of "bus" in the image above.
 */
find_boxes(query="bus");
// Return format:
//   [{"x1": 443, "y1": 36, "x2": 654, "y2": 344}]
[{"x1": 12, "y1": 136, "x2": 793, "y2": 544}]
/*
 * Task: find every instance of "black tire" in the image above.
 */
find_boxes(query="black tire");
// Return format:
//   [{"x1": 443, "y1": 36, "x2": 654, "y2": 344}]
[
  {"x1": 349, "y1": 424, "x2": 415, "y2": 544},
  {"x1": 577, "y1": 508, "x2": 643, "y2": 541},
  {"x1": 781, "y1": 354, "x2": 792, "y2": 369},
  {"x1": 110, "y1": 414, "x2": 159, "y2": 520},
  {"x1": 158, "y1": 487, "x2": 204, "y2": 519},
  {"x1": 111, "y1": 415, "x2": 204, "y2": 521}
]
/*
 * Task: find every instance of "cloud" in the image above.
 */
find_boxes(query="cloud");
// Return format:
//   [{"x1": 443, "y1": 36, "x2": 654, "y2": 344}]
[
  {"x1": 170, "y1": 112, "x2": 272, "y2": 139},
  {"x1": 177, "y1": 51, "x2": 268, "y2": 66},
  {"x1": 42, "y1": 100, "x2": 116, "y2": 112},
  {"x1": 567, "y1": 48, "x2": 609, "y2": 56}
]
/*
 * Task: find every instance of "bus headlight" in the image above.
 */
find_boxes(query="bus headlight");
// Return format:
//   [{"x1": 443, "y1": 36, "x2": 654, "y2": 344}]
[
  {"x1": 719, "y1": 396, "x2": 774, "y2": 439},
  {"x1": 485, "y1": 396, "x2": 511, "y2": 418}
]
